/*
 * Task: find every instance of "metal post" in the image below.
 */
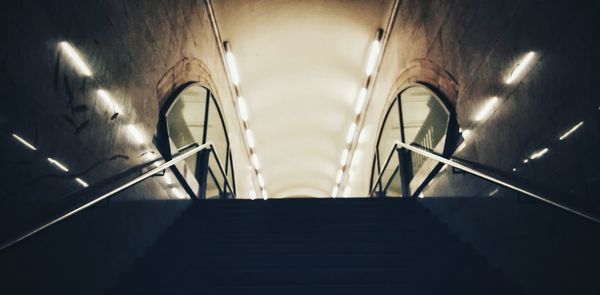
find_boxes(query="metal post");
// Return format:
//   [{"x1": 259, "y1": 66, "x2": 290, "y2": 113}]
[
  {"x1": 196, "y1": 149, "x2": 211, "y2": 200},
  {"x1": 398, "y1": 147, "x2": 412, "y2": 197}
]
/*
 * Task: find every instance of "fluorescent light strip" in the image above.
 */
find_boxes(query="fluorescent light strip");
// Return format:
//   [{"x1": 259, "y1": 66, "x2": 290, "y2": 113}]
[
  {"x1": 346, "y1": 123, "x2": 357, "y2": 143},
  {"x1": 171, "y1": 188, "x2": 186, "y2": 199},
  {"x1": 529, "y1": 148, "x2": 549, "y2": 160},
  {"x1": 488, "y1": 188, "x2": 499, "y2": 197},
  {"x1": 354, "y1": 88, "x2": 368, "y2": 114},
  {"x1": 365, "y1": 40, "x2": 381, "y2": 76},
  {"x1": 12, "y1": 134, "x2": 37, "y2": 150},
  {"x1": 343, "y1": 186, "x2": 351, "y2": 198},
  {"x1": 97, "y1": 89, "x2": 122, "y2": 113},
  {"x1": 257, "y1": 173, "x2": 265, "y2": 188},
  {"x1": 58, "y1": 41, "x2": 92, "y2": 77},
  {"x1": 127, "y1": 125, "x2": 145, "y2": 144},
  {"x1": 251, "y1": 153, "x2": 260, "y2": 170},
  {"x1": 47, "y1": 158, "x2": 69, "y2": 172},
  {"x1": 75, "y1": 177, "x2": 89, "y2": 187},
  {"x1": 249, "y1": 185, "x2": 257, "y2": 200},
  {"x1": 261, "y1": 189, "x2": 268, "y2": 200},
  {"x1": 340, "y1": 149, "x2": 349, "y2": 166},
  {"x1": 336, "y1": 169, "x2": 343, "y2": 184},
  {"x1": 226, "y1": 51, "x2": 240, "y2": 86},
  {"x1": 475, "y1": 97, "x2": 499, "y2": 121},
  {"x1": 559, "y1": 121, "x2": 584, "y2": 140},
  {"x1": 246, "y1": 129, "x2": 255, "y2": 149},
  {"x1": 506, "y1": 51, "x2": 536, "y2": 84},
  {"x1": 332, "y1": 186, "x2": 339, "y2": 198},
  {"x1": 238, "y1": 96, "x2": 249, "y2": 122}
]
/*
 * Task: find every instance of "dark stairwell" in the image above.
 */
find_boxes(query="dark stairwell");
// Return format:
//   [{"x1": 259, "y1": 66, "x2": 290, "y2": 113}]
[{"x1": 108, "y1": 198, "x2": 517, "y2": 294}]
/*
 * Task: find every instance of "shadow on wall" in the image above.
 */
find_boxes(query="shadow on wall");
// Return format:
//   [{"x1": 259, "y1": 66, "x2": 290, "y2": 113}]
[
  {"x1": 420, "y1": 195, "x2": 600, "y2": 295},
  {"x1": 0, "y1": 199, "x2": 191, "y2": 295}
]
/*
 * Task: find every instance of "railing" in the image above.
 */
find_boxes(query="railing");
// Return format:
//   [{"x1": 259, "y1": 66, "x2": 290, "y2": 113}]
[
  {"x1": 370, "y1": 140, "x2": 600, "y2": 224},
  {"x1": 0, "y1": 141, "x2": 234, "y2": 251}
]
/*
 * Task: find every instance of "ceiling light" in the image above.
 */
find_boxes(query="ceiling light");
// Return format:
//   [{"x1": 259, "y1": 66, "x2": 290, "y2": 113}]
[
  {"x1": 365, "y1": 40, "x2": 381, "y2": 76},
  {"x1": 12, "y1": 134, "x2": 37, "y2": 151},
  {"x1": 512, "y1": 168, "x2": 517, "y2": 172},
  {"x1": 97, "y1": 89, "x2": 122, "y2": 113},
  {"x1": 238, "y1": 96, "x2": 248, "y2": 122},
  {"x1": 226, "y1": 51, "x2": 240, "y2": 86},
  {"x1": 58, "y1": 41, "x2": 92, "y2": 77},
  {"x1": 488, "y1": 188, "x2": 499, "y2": 197},
  {"x1": 354, "y1": 88, "x2": 368, "y2": 114},
  {"x1": 171, "y1": 188, "x2": 186, "y2": 199},
  {"x1": 127, "y1": 125, "x2": 145, "y2": 144},
  {"x1": 346, "y1": 123, "x2": 357, "y2": 143},
  {"x1": 249, "y1": 186, "x2": 257, "y2": 200},
  {"x1": 245, "y1": 129, "x2": 255, "y2": 149},
  {"x1": 251, "y1": 153, "x2": 260, "y2": 170},
  {"x1": 261, "y1": 189, "x2": 268, "y2": 200},
  {"x1": 47, "y1": 158, "x2": 69, "y2": 172},
  {"x1": 257, "y1": 173, "x2": 265, "y2": 188},
  {"x1": 332, "y1": 186, "x2": 339, "y2": 198},
  {"x1": 343, "y1": 186, "x2": 351, "y2": 198},
  {"x1": 336, "y1": 169, "x2": 343, "y2": 184},
  {"x1": 75, "y1": 177, "x2": 89, "y2": 187},
  {"x1": 529, "y1": 148, "x2": 549, "y2": 160},
  {"x1": 340, "y1": 149, "x2": 349, "y2": 166},
  {"x1": 474, "y1": 97, "x2": 499, "y2": 121},
  {"x1": 559, "y1": 121, "x2": 584, "y2": 140},
  {"x1": 523, "y1": 159, "x2": 529, "y2": 163},
  {"x1": 506, "y1": 51, "x2": 536, "y2": 84}
]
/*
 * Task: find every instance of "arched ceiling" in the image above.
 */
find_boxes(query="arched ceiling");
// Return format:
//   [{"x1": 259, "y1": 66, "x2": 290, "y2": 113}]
[{"x1": 212, "y1": 0, "x2": 393, "y2": 197}]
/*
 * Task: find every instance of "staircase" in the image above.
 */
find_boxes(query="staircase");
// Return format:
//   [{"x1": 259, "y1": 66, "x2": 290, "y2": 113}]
[{"x1": 108, "y1": 198, "x2": 518, "y2": 294}]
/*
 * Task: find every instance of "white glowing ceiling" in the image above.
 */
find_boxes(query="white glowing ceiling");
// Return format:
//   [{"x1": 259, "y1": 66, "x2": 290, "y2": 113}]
[{"x1": 212, "y1": 0, "x2": 393, "y2": 197}]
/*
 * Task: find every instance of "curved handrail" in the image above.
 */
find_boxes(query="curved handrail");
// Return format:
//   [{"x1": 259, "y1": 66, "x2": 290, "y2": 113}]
[
  {"x1": 0, "y1": 141, "x2": 235, "y2": 251},
  {"x1": 368, "y1": 142, "x2": 399, "y2": 197},
  {"x1": 373, "y1": 140, "x2": 600, "y2": 224}
]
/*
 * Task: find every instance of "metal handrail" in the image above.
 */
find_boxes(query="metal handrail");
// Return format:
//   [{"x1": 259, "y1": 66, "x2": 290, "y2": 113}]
[
  {"x1": 208, "y1": 147, "x2": 235, "y2": 196},
  {"x1": 368, "y1": 142, "x2": 399, "y2": 197},
  {"x1": 374, "y1": 140, "x2": 600, "y2": 224},
  {"x1": 0, "y1": 141, "x2": 235, "y2": 251}
]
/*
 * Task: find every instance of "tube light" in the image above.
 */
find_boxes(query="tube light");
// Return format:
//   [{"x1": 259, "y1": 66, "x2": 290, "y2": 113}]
[
  {"x1": 226, "y1": 51, "x2": 240, "y2": 86},
  {"x1": 249, "y1": 187, "x2": 257, "y2": 200},
  {"x1": 12, "y1": 134, "x2": 37, "y2": 151},
  {"x1": 261, "y1": 189, "x2": 268, "y2": 200},
  {"x1": 97, "y1": 89, "x2": 122, "y2": 113},
  {"x1": 559, "y1": 121, "x2": 584, "y2": 140},
  {"x1": 127, "y1": 125, "x2": 145, "y2": 144},
  {"x1": 529, "y1": 148, "x2": 549, "y2": 160},
  {"x1": 171, "y1": 188, "x2": 186, "y2": 199},
  {"x1": 474, "y1": 97, "x2": 499, "y2": 121},
  {"x1": 332, "y1": 186, "x2": 339, "y2": 198},
  {"x1": 336, "y1": 169, "x2": 343, "y2": 184},
  {"x1": 523, "y1": 159, "x2": 529, "y2": 163},
  {"x1": 488, "y1": 188, "x2": 499, "y2": 197},
  {"x1": 346, "y1": 123, "x2": 357, "y2": 144},
  {"x1": 58, "y1": 41, "x2": 92, "y2": 77},
  {"x1": 238, "y1": 96, "x2": 248, "y2": 122},
  {"x1": 257, "y1": 173, "x2": 265, "y2": 188},
  {"x1": 75, "y1": 177, "x2": 89, "y2": 187},
  {"x1": 340, "y1": 149, "x2": 349, "y2": 166},
  {"x1": 365, "y1": 40, "x2": 381, "y2": 76},
  {"x1": 354, "y1": 88, "x2": 368, "y2": 114},
  {"x1": 245, "y1": 129, "x2": 255, "y2": 149},
  {"x1": 251, "y1": 153, "x2": 260, "y2": 170},
  {"x1": 47, "y1": 158, "x2": 69, "y2": 172},
  {"x1": 506, "y1": 51, "x2": 536, "y2": 84},
  {"x1": 343, "y1": 186, "x2": 351, "y2": 198}
]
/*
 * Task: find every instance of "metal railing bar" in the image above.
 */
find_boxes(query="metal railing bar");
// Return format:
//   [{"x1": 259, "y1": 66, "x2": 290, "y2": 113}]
[
  {"x1": 369, "y1": 143, "x2": 399, "y2": 197},
  {"x1": 0, "y1": 142, "x2": 214, "y2": 251},
  {"x1": 396, "y1": 141, "x2": 600, "y2": 224},
  {"x1": 209, "y1": 147, "x2": 235, "y2": 197}
]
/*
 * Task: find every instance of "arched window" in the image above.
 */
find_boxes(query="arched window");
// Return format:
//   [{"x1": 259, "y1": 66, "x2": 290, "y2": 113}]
[
  {"x1": 371, "y1": 83, "x2": 457, "y2": 196},
  {"x1": 161, "y1": 83, "x2": 235, "y2": 199}
]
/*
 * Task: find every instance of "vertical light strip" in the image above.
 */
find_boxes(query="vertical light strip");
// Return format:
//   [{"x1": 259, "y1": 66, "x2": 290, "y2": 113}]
[
  {"x1": 12, "y1": 134, "x2": 37, "y2": 151},
  {"x1": 505, "y1": 51, "x2": 536, "y2": 84}
]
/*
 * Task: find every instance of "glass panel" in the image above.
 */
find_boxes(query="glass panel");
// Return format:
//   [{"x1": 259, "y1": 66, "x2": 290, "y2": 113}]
[
  {"x1": 205, "y1": 167, "x2": 221, "y2": 199},
  {"x1": 165, "y1": 85, "x2": 208, "y2": 171},
  {"x1": 400, "y1": 86, "x2": 450, "y2": 181},
  {"x1": 377, "y1": 98, "x2": 401, "y2": 181},
  {"x1": 206, "y1": 95, "x2": 229, "y2": 193}
]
